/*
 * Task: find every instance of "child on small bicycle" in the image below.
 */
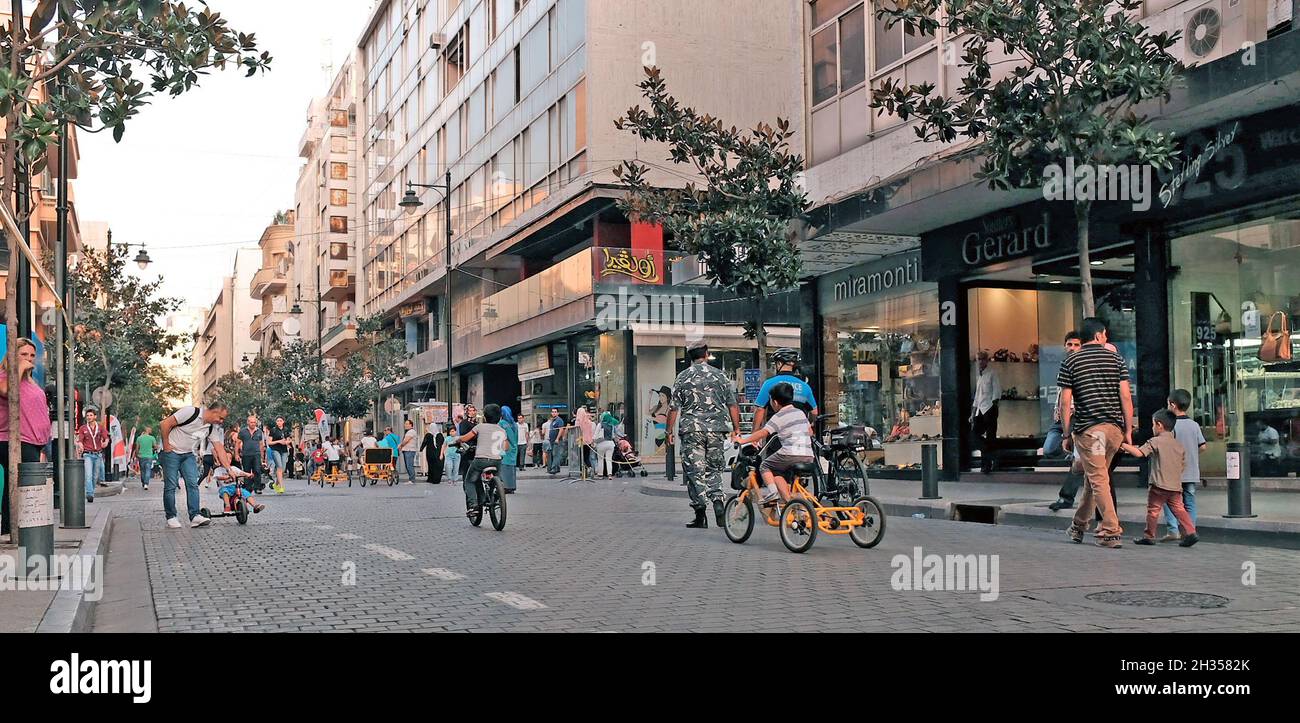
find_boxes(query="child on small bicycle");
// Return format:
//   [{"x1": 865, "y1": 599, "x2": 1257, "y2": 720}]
[
  {"x1": 215, "y1": 464, "x2": 266, "y2": 514},
  {"x1": 733, "y1": 382, "x2": 815, "y2": 506},
  {"x1": 446, "y1": 403, "x2": 509, "y2": 519}
]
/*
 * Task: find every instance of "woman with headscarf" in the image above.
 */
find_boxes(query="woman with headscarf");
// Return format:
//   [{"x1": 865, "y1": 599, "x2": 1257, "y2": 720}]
[
  {"x1": 498, "y1": 406, "x2": 519, "y2": 493},
  {"x1": 574, "y1": 406, "x2": 595, "y2": 477},
  {"x1": 421, "y1": 422, "x2": 445, "y2": 483},
  {"x1": 595, "y1": 410, "x2": 619, "y2": 479}
]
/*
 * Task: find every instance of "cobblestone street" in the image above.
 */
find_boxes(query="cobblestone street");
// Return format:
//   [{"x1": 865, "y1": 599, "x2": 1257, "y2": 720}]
[{"x1": 93, "y1": 471, "x2": 1300, "y2": 633}]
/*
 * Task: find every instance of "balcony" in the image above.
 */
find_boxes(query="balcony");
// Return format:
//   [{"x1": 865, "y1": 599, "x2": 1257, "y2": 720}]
[
  {"x1": 322, "y1": 252, "x2": 355, "y2": 303},
  {"x1": 250, "y1": 267, "x2": 288, "y2": 299},
  {"x1": 250, "y1": 311, "x2": 288, "y2": 341},
  {"x1": 480, "y1": 248, "x2": 595, "y2": 336},
  {"x1": 320, "y1": 320, "x2": 361, "y2": 358}
]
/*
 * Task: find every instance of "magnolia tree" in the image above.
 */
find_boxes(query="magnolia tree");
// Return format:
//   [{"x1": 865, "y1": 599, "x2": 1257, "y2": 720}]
[
  {"x1": 869, "y1": 0, "x2": 1182, "y2": 315},
  {"x1": 3, "y1": 1, "x2": 269, "y2": 542},
  {"x1": 614, "y1": 67, "x2": 808, "y2": 371}
]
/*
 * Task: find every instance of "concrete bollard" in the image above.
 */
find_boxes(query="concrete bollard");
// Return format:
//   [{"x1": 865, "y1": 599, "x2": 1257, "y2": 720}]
[{"x1": 61, "y1": 458, "x2": 88, "y2": 529}]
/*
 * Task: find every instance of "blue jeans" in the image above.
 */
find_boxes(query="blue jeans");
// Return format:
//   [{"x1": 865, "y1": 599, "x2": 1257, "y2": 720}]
[
  {"x1": 402, "y1": 450, "x2": 418, "y2": 482},
  {"x1": 445, "y1": 447, "x2": 460, "y2": 482},
  {"x1": 84, "y1": 452, "x2": 104, "y2": 497},
  {"x1": 268, "y1": 448, "x2": 285, "y2": 474},
  {"x1": 1043, "y1": 426, "x2": 1065, "y2": 458},
  {"x1": 139, "y1": 458, "x2": 155, "y2": 487},
  {"x1": 160, "y1": 450, "x2": 201, "y2": 521},
  {"x1": 1163, "y1": 482, "x2": 1197, "y2": 532}
]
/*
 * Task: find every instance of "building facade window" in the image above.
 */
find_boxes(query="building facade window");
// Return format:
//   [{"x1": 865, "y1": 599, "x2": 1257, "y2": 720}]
[
  {"x1": 331, "y1": 189, "x2": 348, "y2": 206},
  {"x1": 330, "y1": 216, "x2": 349, "y2": 233},
  {"x1": 330, "y1": 162, "x2": 349, "y2": 180}
]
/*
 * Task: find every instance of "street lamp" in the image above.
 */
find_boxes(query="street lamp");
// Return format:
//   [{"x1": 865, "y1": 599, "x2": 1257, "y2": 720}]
[
  {"x1": 106, "y1": 231, "x2": 152, "y2": 270},
  {"x1": 399, "y1": 173, "x2": 454, "y2": 407}
]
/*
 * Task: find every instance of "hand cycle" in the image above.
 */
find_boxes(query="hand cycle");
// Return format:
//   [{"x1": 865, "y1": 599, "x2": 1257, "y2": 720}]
[
  {"x1": 722, "y1": 436, "x2": 886, "y2": 553},
  {"x1": 460, "y1": 444, "x2": 507, "y2": 531}
]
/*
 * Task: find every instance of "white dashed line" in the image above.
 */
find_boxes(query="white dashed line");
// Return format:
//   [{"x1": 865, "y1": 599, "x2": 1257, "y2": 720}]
[
  {"x1": 314, "y1": 525, "x2": 335, "y2": 530},
  {"x1": 363, "y1": 544, "x2": 415, "y2": 561},
  {"x1": 336, "y1": 533, "x2": 362, "y2": 540},
  {"x1": 422, "y1": 568, "x2": 465, "y2": 581},
  {"x1": 485, "y1": 592, "x2": 547, "y2": 610},
  {"x1": 295, "y1": 517, "x2": 316, "y2": 523}
]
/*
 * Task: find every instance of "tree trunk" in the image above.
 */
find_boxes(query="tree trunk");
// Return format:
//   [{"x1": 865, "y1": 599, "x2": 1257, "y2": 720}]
[
  {"x1": 1076, "y1": 202, "x2": 1096, "y2": 318},
  {"x1": 754, "y1": 295, "x2": 768, "y2": 376},
  {"x1": 5, "y1": 240, "x2": 19, "y2": 547}
]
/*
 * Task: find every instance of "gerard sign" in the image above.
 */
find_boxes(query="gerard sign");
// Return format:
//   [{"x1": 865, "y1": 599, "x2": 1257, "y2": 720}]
[{"x1": 961, "y1": 212, "x2": 1051, "y2": 266}]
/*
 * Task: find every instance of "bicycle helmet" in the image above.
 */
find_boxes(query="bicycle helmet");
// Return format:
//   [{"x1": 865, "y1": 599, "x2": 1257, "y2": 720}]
[{"x1": 771, "y1": 348, "x2": 801, "y2": 366}]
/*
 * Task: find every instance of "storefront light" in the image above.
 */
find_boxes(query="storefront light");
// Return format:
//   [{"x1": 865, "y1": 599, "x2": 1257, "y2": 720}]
[{"x1": 1090, "y1": 260, "x2": 1105, "y2": 266}]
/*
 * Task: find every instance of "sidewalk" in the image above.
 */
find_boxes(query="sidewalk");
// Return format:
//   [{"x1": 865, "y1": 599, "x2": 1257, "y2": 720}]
[
  {"x1": 638, "y1": 464, "x2": 1300, "y2": 549},
  {"x1": 0, "y1": 499, "x2": 114, "y2": 633}
]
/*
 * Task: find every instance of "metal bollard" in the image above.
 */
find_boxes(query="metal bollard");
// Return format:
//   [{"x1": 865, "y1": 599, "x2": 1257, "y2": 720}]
[
  {"x1": 61, "y1": 458, "x2": 88, "y2": 529},
  {"x1": 1224, "y1": 442, "x2": 1257, "y2": 518},
  {"x1": 665, "y1": 441, "x2": 677, "y2": 482},
  {"x1": 920, "y1": 443, "x2": 942, "y2": 499},
  {"x1": 18, "y1": 462, "x2": 55, "y2": 579}
]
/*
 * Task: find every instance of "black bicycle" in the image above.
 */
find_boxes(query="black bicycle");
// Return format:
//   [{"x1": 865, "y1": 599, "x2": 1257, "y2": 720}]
[
  {"x1": 811, "y1": 413, "x2": 871, "y2": 505},
  {"x1": 463, "y1": 445, "x2": 507, "y2": 531}
]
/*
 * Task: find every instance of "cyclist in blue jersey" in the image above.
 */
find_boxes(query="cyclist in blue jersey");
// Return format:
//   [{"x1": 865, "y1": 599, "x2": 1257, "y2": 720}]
[{"x1": 753, "y1": 348, "x2": 819, "y2": 430}]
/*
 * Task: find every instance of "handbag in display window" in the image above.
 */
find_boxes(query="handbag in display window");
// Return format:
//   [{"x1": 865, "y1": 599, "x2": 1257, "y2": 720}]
[{"x1": 1259, "y1": 311, "x2": 1293, "y2": 362}]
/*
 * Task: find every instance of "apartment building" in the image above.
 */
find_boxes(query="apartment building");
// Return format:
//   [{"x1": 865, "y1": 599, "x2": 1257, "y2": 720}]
[
  {"x1": 294, "y1": 57, "x2": 363, "y2": 360},
  {"x1": 356, "y1": 0, "x2": 804, "y2": 450},
  {"x1": 797, "y1": 0, "x2": 1300, "y2": 482},
  {"x1": 195, "y1": 247, "x2": 262, "y2": 400}
]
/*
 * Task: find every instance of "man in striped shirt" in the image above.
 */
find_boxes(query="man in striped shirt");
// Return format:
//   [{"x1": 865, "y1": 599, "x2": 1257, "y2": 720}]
[{"x1": 1058, "y1": 317, "x2": 1133, "y2": 548}]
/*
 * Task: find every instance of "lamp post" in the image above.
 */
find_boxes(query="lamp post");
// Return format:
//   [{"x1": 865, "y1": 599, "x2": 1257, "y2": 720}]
[{"x1": 399, "y1": 172, "x2": 453, "y2": 405}]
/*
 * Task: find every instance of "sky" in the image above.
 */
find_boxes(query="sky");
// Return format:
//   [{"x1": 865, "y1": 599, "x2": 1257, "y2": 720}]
[{"x1": 75, "y1": 0, "x2": 377, "y2": 310}]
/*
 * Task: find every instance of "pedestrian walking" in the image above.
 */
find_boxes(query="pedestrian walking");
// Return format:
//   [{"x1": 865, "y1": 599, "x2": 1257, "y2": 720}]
[
  {"x1": 1123, "y1": 409, "x2": 1199, "y2": 548},
  {"x1": 0, "y1": 339, "x2": 51, "y2": 538},
  {"x1": 399, "y1": 419, "x2": 419, "y2": 484},
  {"x1": 529, "y1": 425, "x2": 543, "y2": 468},
  {"x1": 134, "y1": 425, "x2": 158, "y2": 491},
  {"x1": 1048, "y1": 331, "x2": 1085, "y2": 511},
  {"x1": 574, "y1": 407, "x2": 595, "y2": 476},
  {"x1": 237, "y1": 415, "x2": 267, "y2": 494},
  {"x1": 544, "y1": 408, "x2": 565, "y2": 473},
  {"x1": 445, "y1": 417, "x2": 462, "y2": 483},
  {"x1": 595, "y1": 411, "x2": 619, "y2": 479},
  {"x1": 421, "y1": 422, "x2": 444, "y2": 483},
  {"x1": 970, "y1": 349, "x2": 1001, "y2": 474},
  {"x1": 1161, "y1": 389, "x2": 1206, "y2": 542},
  {"x1": 158, "y1": 402, "x2": 231, "y2": 529},
  {"x1": 1061, "y1": 317, "x2": 1134, "y2": 548},
  {"x1": 515, "y1": 416, "x2": 529, "y2": 471},
  {"x1": 75, "y1": 408, "x2": 110, "y2": 503},
  {"x1": 668, "y1": 339, "x2": 741, "y2": 528},
  {"x1": 267, "y1": 416, "x2": 291, "y2": 491},
  {"x1": 499, "y1": 406, "x2": 519, "y2": 493}
]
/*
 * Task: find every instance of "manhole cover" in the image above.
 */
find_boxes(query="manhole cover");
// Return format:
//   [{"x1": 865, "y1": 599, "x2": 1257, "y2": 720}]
[{"x1": 1085, "y1": 590, "x2": 1229, "y2": 609}]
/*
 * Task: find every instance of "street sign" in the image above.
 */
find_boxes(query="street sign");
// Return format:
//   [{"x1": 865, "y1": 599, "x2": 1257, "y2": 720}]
[
  {"x1": 743, "y1": 369, "x2": 761, "y2": 402},
  {"x1": 91, "y1": 387, "x2": 113, "y2": 410}
]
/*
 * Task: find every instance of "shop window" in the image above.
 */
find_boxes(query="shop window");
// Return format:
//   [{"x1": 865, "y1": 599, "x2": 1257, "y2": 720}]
[
  {"x1": 825, "y1": 289, "x2": 940, "y2": 469},
  {"x1": 1171, "y1": 216, "x2": 1300, "y2": 478}
]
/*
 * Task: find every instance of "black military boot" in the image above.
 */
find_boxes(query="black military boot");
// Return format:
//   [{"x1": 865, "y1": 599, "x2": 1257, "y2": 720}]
[
  {"x1": 685, "y1": 507, "x2": 708, "y2": 528},
  {"x1": 713, "y1": 499, "x2": 726, "y2": 527}
]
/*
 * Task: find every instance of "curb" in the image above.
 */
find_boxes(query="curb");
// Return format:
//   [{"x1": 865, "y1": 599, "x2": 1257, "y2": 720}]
[
  {"x1": 36, "y1": 505, "x2": 113, "y2": 633},
  {"x1": 639, "y1": 480, "x2": 1300, "y2": 549}
]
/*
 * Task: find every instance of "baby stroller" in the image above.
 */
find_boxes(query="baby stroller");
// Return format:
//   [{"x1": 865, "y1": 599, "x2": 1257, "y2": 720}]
[{"x1": 611, "y1": 437, "x2": 648, "y2": 478}]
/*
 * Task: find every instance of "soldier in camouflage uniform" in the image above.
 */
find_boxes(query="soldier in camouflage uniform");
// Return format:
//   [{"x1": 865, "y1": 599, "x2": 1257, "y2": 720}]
[{"x1": 668, "y1": 340, "x2": 741, "y2": 528}]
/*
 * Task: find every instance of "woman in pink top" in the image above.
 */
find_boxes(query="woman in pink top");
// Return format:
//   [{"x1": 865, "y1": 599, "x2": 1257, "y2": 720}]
[{"x1": 0, "y1": 339, "x2": 51, "y2": 538}]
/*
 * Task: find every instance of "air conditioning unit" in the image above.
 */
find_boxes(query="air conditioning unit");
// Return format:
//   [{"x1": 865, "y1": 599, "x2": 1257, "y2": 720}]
[
  {"x1": 430, "y1": 33, "x2": 447, "y2": 52},
  {"x1": 1175, "y1": 0, "x2": 1265, "y2": 66}
]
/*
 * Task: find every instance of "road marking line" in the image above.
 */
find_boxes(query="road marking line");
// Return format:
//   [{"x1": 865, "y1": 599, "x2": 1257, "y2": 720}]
[
  {"x1": 336, "y1": 533, "x2": 362, "y2": 540},
  {"x1": 363, "y1": 543, "x2": 414, "y2": 561},
  {"x1": 314, "y1": 524, "x2": 335, "y2": 530},
  {"x1": 485, "y1": 592, "x2": 547, "y2": 610},
  {"x1": 422, "y1": 568, "x2": 465, "y2": 581},
  {"x1": 295, "y1": 517, "x2": 316, "y2": 523}
]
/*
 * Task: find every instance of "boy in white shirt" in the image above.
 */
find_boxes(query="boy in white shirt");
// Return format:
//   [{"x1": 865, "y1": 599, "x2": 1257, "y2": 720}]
[{"x1": 732, "y1": 383, "x2": 814, "y2": 505}]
